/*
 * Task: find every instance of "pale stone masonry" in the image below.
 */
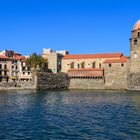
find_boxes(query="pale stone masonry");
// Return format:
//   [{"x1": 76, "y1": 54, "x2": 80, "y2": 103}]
[
  {"x1": 61, "y1": 19, "x2": 140, "y2": 90},
  {"x1": 42, "y1": 48, "x2": 69, "y2": 73},
  {"x1": 1, "y1": 19, "x2": 140, "y2": 90}
]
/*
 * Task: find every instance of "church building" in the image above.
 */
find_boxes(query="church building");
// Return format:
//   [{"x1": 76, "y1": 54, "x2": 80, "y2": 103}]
[{"x1": 61, "y1": 19, "x2": 140, "y2": 90}]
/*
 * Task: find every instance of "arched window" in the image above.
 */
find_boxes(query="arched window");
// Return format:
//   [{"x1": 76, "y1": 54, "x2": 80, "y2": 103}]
[
  {"x1": 70, "y1": 62, "x2": 74, "y2": 69},
  {"x1": 92, "y1": 62, "x2": 96, "y2": 68},
  {"x1": 77, "y1": 64, "x2": 80, "y2": 69},
  {"x1": 81, "y1": 62, "x2": 85, "y2": 68}
]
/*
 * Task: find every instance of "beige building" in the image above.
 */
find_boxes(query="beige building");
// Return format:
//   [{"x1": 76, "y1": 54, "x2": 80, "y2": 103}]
[
  {"x1": 0, "y1": 55, "x2": 10, "y2": 82},
  {"x1": 0, "y1": 50, "x2": 31, "y2": 82},
  {"x1": 42, "y1": 48, "x2": 69, "y2": 73},
  {"x1": 61, "y1": 52, "x2": 127, "y2": 73}
]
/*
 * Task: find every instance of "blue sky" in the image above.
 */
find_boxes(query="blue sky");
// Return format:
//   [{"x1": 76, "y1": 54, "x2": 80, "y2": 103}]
[{"x1": 0, "y1": 0, "x2": 139, "y2": 55}]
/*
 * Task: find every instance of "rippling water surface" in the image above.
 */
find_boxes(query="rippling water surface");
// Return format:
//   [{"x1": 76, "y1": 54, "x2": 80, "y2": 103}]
[{"x1": 0, "y1": 90, "x2": 140, "y2": 140}]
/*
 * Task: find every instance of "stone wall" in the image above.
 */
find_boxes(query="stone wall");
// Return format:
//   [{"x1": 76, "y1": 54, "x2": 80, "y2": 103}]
[
  {"x1": 36, "y1": 72, "x2": 70, "y2": 90},
  {"x1": 129, "y1": 73, "x2": 140, "y2": 90},
  {"x1": 69, "y1": 77, "x2": 105, "y2": 89},
  {"x1": 0, "y1": 81, "x2": 17, "y2": 87},
  {"x1": 104, "y1": 62, "x2": 128, "y2": 90},
  {"x1": 17, "y1": 81, "x2": 35, "y2": 89},
  {"x1": 0, "y1": 81, "x2": 35, "y2": 89}
]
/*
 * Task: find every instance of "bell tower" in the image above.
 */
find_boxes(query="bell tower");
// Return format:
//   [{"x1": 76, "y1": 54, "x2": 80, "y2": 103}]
[
  {"x1": 128, "y1": 19, "x2": 140, "y2": 90},
  {"x1": 130, "y1": 20, "x2": 140, "y2": 61},
  {"x1": 130, "y1": 20, "x2": 140, "y2": 73}
]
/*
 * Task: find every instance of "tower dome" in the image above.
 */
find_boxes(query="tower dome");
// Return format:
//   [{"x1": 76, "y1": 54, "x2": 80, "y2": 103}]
[{"x1": 133, "y1": 20, "x2": 140, "y2": 30}]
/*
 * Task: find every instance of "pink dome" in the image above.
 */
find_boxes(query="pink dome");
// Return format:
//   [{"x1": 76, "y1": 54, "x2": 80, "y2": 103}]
[{"x1": 133, "y1": 20, "x2": 140, "y2": 30}]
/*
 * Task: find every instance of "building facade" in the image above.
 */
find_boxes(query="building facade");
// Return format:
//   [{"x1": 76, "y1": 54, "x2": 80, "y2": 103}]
[
  {"x1": 62, "y1": 19, "x2": 140, "y2": 90},
  {"x1": 0, "y1": 50, "x2": 31, "y2": 82},
  {"x1": 42, "y1": 48, "x2": 69, "y2": 73}
]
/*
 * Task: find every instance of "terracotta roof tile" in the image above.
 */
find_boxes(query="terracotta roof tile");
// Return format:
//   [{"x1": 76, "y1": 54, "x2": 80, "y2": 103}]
[
  {"x1": 68, "y1": 68, "x2": 104, "y2": 71},
  {"x1": 62, "y1": 52, "x2": 123, "y2": 59},
  {"x1": 0, "y1": 55, "x2": 9, "y2": 59},
  {"x1": 104, "y1": 56, "x2": 128, "y2": 63},
  {"x1": 15, "y1": 55, "x2": 25, "y2": 60}
]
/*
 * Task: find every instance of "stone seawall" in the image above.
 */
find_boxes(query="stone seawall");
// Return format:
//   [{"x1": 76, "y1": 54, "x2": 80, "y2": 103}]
[
  {"x1": 0, "y1": 81, "x2": 35, "y2": 90},
  {"x1": 36, "y1": 72, "x2": 70, "y2": 90},
  {"x1": 129, "y1": 73, "x2": 140, "y2": 90},
  {"x1": 69, "y1": 77, "x2": 105, "y2": 89}
]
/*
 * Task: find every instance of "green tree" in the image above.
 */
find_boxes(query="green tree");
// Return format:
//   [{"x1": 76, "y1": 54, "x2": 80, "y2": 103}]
[{"x1": 25, "y1": 53, "x2": 51, "y2": 72}]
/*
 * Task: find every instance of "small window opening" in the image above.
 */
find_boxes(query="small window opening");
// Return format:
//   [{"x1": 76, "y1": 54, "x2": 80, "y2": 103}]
[
  {"x1": 121, "y1": 63, "x2": 124, "y2": 67},
  {"x1": 138, "y1": 32, "x2": 140, "y2": 37},
  {"x1": 134, "y1": 39, "x2": 137, "y2": 45},
  {"x1": 109, "y1": 63, "x2": 112, "y2": 67},
  {"x1": 77, "y1": 64, "x2": 80, "y2": 68}
]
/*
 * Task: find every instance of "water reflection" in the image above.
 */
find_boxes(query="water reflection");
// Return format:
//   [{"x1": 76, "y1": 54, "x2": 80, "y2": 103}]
[{"x1": 0, "y1": 90, "x2": 140, "y2": 140}]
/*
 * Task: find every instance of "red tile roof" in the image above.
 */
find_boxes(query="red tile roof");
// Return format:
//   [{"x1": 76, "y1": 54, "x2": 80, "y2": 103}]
[
  {"x1": 15, "y1": 55, "x2": 25, "y2": 60},
  {"x1": 0, "y1": 55, "x2": 9, "y2": 59},
  {"x1": 62, "y1": 52, "x2": 123, "y2": 59},
  {"x1": 104, "y1": 56, "x2": 128, "y2": 63},
  {"x1": 68, "y1": 68, "x2": 104, "y2": 71}
]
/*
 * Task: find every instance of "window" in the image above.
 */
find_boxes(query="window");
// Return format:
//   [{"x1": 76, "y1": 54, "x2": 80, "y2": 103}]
[
  {"x1": 4, "y1": 65, "x2": 7, "y2": 69},
  {"x1": 27, "y1": 67, "x2": 30, "y2": 71},
  {"x1": 121, "y1": 63, "x2": 124, "y2": 67},
  {"x1": 22, "y1": 67, "x2": 25, "y2": 71},
  {"x1": 70, "y1": 62, "x2": 74, "y2": 69},
  {"x1": 109, "y1": 63, "x2": 112, "y2": 67},
  {"x1": 28, "y1": 72, "x2": 30, "y2": 75},
  {"x1": 23, "y1": 72, "x2": 25, "y2": 75},
  {"x1": 12, "y1": 61, "x2": 14, "y2": 64},
  {"x1": 4, "y1": 71, "x2": 7, "y2": 75},
  {"x1": 0, "y1": 71, "x2": 2, "y2": 75},
  {"x1": 77, "y1": 64, "x2": 80, "y2": 68},
  {"x1": 138, "y1": 32, "x2": 140, "y2": 37},
  {"x1": 16, "y1": 66, "x2": 18, "y2": 69},
  {"x1": 134, "y1": 39, "x2": 137, "y2": 45},
  {"x1": 92, "y1": 62, "x2": 96, "y2": 68},
  {"x1": 99, "y1": 63, "x2": 102, "y2": 68},
  {"x1": 0, "y1": 64, "x2": 2, "y2": 69},
  {"x1": 81, "y1": 62, "x2": 85, "y2": 68},
  {"x1": 12, "y1": 65, "x2": 14, "y2": 69}
]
